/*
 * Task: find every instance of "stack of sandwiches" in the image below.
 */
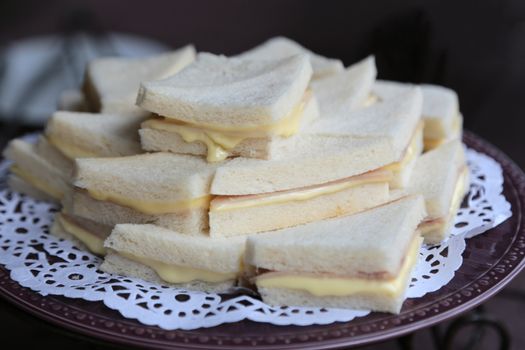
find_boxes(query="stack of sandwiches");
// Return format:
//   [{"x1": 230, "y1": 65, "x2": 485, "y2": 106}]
[
  {"x1": 3, "y1": 45, "x2": 196, "y2": 202},
  {"x1": 3, "y1": 37, "x2": 469, "y2": 314}
]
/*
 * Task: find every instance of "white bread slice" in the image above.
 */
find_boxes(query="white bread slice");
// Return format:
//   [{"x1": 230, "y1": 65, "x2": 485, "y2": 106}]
[
  {"x1": 7, "y1": 175, "x2": 56, "y2": 202},
  {"x1": 74, "y1": 153, "x2": 217, "y2": 203},
  {"x1": 3, "y1": 138, "x2": 71, "y2": 200},
  {"x1": 101, "y1": 252, "x2": 234, "y2": 293},
  {"x1": 58, "y1": 89, "x2": 88, "y2": 112},
  {"x1": 137, "y1": 53, "x2": 312, "y2": 126},
  {"x1": 45, "y1": 111, "x2": 145, "y2": 159},
  {"x1": 236, "y1": 36, "x2": 344, "y2": 80},
  {"x1": 211, "y1": 135, "x2": 396, "y2": 195},
  {"x1": 307, "y1": 87, "x2": 423, "y2": 157},
  {"x1": 138, "y1": 93, "x2": 319, "y2": 160},
  {"x1": 83, "y1": 45, "x2": 195, "y2": 114},
  {"x1": 311, "y1": 56, "x2": 377, "y2": 115},
  {"x1": 209, "y1": 182, "x2": 389, "y2": 237},
  {"x1": 406, "y1": 140, "x2": 467, "y2": 219},
  {"x1": 68, "y1": 190, "x2": 208, "y2": 234},
  {"x1": 100, "y1": 224, "x2": 246, "y2": 291},
  {"x1": 245, "y1": 195, "x2": 426, "y2": 277}
]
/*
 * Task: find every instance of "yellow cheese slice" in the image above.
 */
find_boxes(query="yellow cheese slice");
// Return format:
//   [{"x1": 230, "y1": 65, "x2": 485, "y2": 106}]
[
  {"x1": 118, "y1": 252, "x2": 237, "y2": 284},
  {"x1": 57, "y1": 214, "x2": 106, "y2": 255},
  {"x1": 10, "y1": 165, "x2": 63, "y2": 199},
  {"x1": 210, "y1": 169, "x2": 391, "y2": 212},
  {"x1": 84, "y1": 189, "x2": 210, "y2": 215},
  {"x1": 256, "y1": 236, "x2": 422, "y2": 298},
  {"x1": 142, "y1": 92, "x2": 311, "y2": 162},
  {"x1": 46, "y1": 135, "x2": 99, "y2": 160}
]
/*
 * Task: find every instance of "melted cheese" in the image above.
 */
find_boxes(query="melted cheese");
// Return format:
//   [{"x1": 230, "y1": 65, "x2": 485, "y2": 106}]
[
  {"x1": 84, "y1": 189, "x2": 210, "y2": 215},
  {"x1": 142, "y1": 92, "x2": 311, "y2": 162},
  {"x1": 118, "y1": 252, "x2": 237, "y2": 283},
  {"x1": 47, "y1": 135, "x2": 98, "y2": 160},
  {"x1": 382, "y1": 123, "x2": 423, "y2": 172},
  {"x1": 256, "y1": 236, "x2": 422, "y2": 297},
  {"x1": 57, "y1": 214, "x2": 106, "y2": 255},
  {"x1": 420, "y1": 167, "x2": 468, "y2": 236},
  {"x1": 10, "y1": 165, "x2": 63, "y2": 199},
  {"x1": 211, "y1": 169, "x2": 391, "y2": 212}
]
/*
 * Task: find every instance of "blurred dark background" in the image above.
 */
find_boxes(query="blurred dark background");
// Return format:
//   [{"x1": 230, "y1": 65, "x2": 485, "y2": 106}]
[
  {"x1": 0, "y1": 0, "x2": 523, "y2": 166},
  {"x1": 0, "y1": 0, "x2": 524, "y2": 349}
]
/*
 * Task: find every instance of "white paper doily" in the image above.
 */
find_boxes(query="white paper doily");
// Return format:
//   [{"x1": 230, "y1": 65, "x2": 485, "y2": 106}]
[{"x1": 0, "y1": 148, "x2": 512, "y2": 330}]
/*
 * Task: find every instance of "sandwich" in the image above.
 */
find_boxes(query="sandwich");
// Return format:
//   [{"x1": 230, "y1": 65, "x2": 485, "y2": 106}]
[
  {"x1": 244, "y1": 195, "x2": 426, "y2": 313},
  {"x1": 138, "y1": 53, "x2": 316, "y2": 162},
  {"x1": 399, "y1": 140, "x2": 469, "y2": 244},
  {"x1": 101, "y1": 224, "x2": 246, "y2": 292},
  {"x1": 4, "y1": 110, "x2": 145, "y2": 201},
  {"x1": 304, "y1": 86, "x2": 424, "y2": 189},
  {"x1": 51, "y1": 212, "x2": 112, "y2": 255},
  {"x1": 235, "y1": 36, "x2": 344, "y2": 80},
  {"x1": 373, "y1": 81, "x2": 462, "y2": 150},
  {"x1": 70, "y1": 153, "x2": 217, "y2": 234},
  {"x1": 83, "y1": 45, "x2": 195, "y2": 115}
]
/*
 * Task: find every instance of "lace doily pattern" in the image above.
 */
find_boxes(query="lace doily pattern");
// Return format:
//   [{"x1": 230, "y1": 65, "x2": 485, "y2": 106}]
[{"x1": 0, "y1": 148, "x2": 512, "y2": 330}]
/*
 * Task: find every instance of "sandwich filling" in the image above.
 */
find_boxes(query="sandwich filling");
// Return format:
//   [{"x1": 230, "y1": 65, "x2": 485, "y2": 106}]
[
  {"x1": 56, "y1": 214, "x2": 109, "y2": 255},
  {"x1": 116, "y1": 252, "x2": 237, "y2": 284},
  {"x1": 419, "y1": 166, "x2": 469, "y2": 238},
  {"x1": 10, "y1": 165, "x2": 64, "y2": 199},
  {"x1": 141, "y1": 91, "x2": 312, "y2": 162},
  {"x1": 382, "y1": 122, "x2": 423, "y2": 173},
  {"x1": 46, "y1": 135, "x2": 99, "y2": 160},
  {"x1": 81, "y1": 187, "x2": 210, "y2": 215},
  {"x1": 255, "y1": 236, "x2": 422, "y2": 298},
  {"x1": 210, "y1": 168, "x2": 391, "y2": 212},
  {"x1": 423, "y1": 113, "x2": 462, "y2": 151}
]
